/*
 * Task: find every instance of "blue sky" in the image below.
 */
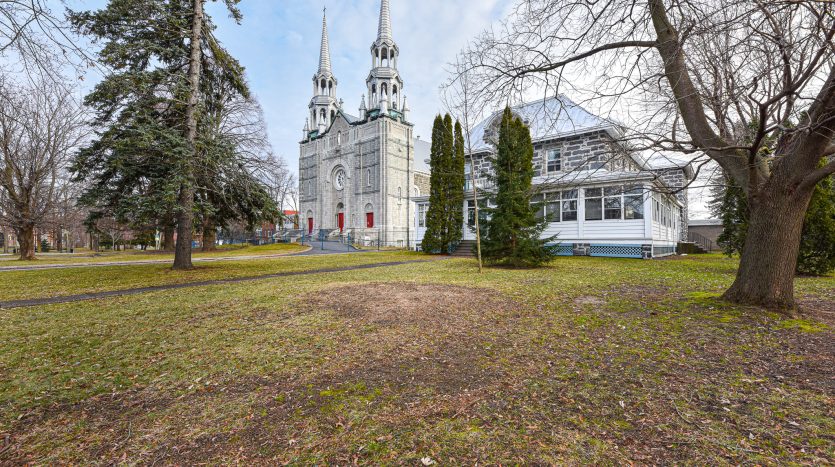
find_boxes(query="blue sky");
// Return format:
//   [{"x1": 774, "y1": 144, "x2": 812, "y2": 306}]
[
  {"x1": 206, "y1": 0, "x2": 515, "y2": 176},
  {"x1": 45, "y1": 0, "x2": 515, "y2": 177}
]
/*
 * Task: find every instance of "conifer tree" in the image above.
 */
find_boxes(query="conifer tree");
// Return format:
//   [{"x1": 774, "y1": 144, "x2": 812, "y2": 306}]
[
  {"x1": 448, "y1": 120, "x2": 465, "y2": 247},
  {"x1": 481, "y1": 107, "x2": 556, "y2": 267},
  {"x1": 422, "y1": 115, "x2": 447, "y2": 253},
  {"x1": 796, "y1": 173, "x2": 835, "y2": 276},
  {"x1": 71, "y1": 0, "x2": 253, "y2": 268}
]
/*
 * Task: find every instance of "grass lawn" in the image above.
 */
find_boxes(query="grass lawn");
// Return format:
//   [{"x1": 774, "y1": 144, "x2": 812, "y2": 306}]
[
  {"x1": 0, "y1": 242, "x2": 308, "y2": 266},
  {"x1": 0, "y1": 253, "x2": 832, "y2": 464}
]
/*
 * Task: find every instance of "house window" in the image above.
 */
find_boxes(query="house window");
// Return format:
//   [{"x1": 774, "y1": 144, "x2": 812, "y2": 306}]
[
  {"x1": 584, "y1": 188, "x2": 603, "y2": 221},
  {"x1": 624, "y1": 185, "x2": 645, "y2": 220},
  {"x1": 546, "y1": 149, "x2": 561, "y2": 173},
  {"x1": 418, "y1": 204, "x2": 427, "y2": 227},
  {"x1": 604, "y1": 187, "x2": 623, "y2": 220},
  {"x1": 561, "y1": 190, "x2": 578, "y2": 221},
  {"x1": 546, "y1": 192, "x2": 561, "y2": 222},
  {"x1": 531, "y1": 193, "x2": 545, "y2": 219},
  {"x1": 468, "y1": 200, "x2": 477, "y2": 226}
]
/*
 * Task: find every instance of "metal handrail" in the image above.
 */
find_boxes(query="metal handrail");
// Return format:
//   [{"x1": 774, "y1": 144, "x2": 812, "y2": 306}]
[{"x1": 688, "y1": 231, "x2": 714, "y2": 252}]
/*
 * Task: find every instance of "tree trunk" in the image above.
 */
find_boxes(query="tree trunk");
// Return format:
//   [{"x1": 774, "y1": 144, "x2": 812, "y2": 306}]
[
  {"x1": 16, "y1": 224, "x2": 35, "y2": 261},
  {"x1": 202, "y1": 220, "x2": 217, "y2": 252},
  {"x1": 722, "y1": 185, "x2": 814, "y2": 312},
  {"x1": 162, "y1": 224, "x2": 176, "y2": 251},
  {"x1": 173, "y1": 0, "x2": 204, "y2": 271},
  {"x1": 56, "y1": 227, "x2": 63, "y2": 253}
]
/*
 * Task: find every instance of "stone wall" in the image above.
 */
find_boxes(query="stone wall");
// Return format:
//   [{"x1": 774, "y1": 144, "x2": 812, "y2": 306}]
[{"x1": 468, "y1": 131, "x2": 640, "y2": 181}]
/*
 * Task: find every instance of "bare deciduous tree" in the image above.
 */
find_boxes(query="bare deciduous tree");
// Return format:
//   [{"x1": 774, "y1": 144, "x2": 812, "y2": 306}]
[
  {"x1": 454, "y1": 0, "x2": 835, "y2": 311},
  {"x1": 0, "y1": 78, "x2": 87, "y2": 260}
]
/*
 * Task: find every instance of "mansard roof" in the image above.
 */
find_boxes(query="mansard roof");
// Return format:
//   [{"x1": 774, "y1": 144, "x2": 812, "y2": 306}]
[{"x1": 468, "y1": 95, "x2": 621, "y2": 153}]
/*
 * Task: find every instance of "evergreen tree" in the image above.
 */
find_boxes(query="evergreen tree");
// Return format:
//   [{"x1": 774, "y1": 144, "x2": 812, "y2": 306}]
[
  {"x1": 714, "y1": 174, "x2": 749, "y2": 257},
  {"x1": 422, "y1": 114, "x2": 466, "y2": 253},
  {"x1": 448, "y1": 120, "x2": 466, "y2": 247},
  {"x1": 422, "y1": 115, "x2": 448, "y2": 253},
  {"x1": 797, "y1": 172, "x2": 835, "y2": 276},
  {"x1": 481, "y1": 107, "x2": 556, "y2": 267},
  {"x1": 70, "y1": 0, "x2": 259, "y2": 265}
]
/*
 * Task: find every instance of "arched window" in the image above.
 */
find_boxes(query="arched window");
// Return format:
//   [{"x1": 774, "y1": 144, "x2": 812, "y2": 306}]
[
  {"x1": 371, "y1": 84, "x2": 377, "y2": 104},
  {"x1": 382, "y1": 47, "x2": 389, "y2": 67},
  {"x1": 366, "y1": 168, "x2": 372, "y2": 187},
  {"x1": 320, "y1": 79, "x2": 326, "y2": 95},
  {"x1": 328, "y1": 80, "x2": 333, "y2": 96},
  {"x1": 336, "y1": 131, "x2": 342, "y2": 145},
  {"x1": 398, "y1": 186, "x2": 402, "y2": 200},
  {"x1": 307, "y1": 181, "x2": 312, "y2": 196},
  {"x1": 392, "y1": 85, "x2": 399, "y2": 109}
]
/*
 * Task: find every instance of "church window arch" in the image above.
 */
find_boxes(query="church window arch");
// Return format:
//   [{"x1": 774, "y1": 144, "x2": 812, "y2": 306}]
[
  {"x1": 398, "y1": 186, "x2": 402, "y2": 200},
  {"x1": 381, "y1": 82, "x2": 388, "y2": 100},
  {"x1": 307, "y1": 181, "x2": 312, "y2": 196},
  {"x1": 366, "y1": 168, "x2": 372, "y2": 187},
  {"x1": 392, "y1": 85, "x2": 399, "y2": 109},
  {"x1": 330, "y1": 109, "x2": 335, "y2": 123},
  {"x1": 381, "y1": 47, "x2": 389, "y2": 67},
  {"x1": 336, "y1": 131, "x2": 342, "y2": 145}
]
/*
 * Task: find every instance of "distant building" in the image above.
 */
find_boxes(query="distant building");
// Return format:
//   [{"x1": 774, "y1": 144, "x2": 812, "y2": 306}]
[{"x1": 688, "y1": 219, "x2": 723, "y2": 251}]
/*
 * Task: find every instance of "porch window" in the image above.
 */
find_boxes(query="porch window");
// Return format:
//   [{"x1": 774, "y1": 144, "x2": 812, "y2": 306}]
[
  {"x1": 531, "y1": 193, "x2": 545, "y2": 220},
  {"x1": 546, "y1": 149, "x2": 561, "y2": 173},
  {"x1": 561, "y1": 189, "x2": 578, "y2": 221},
  {"x1": 584, "y1": 188, "x2": 603, "y2": 221},
  {"x1": 546, "y1": 192, "x2": 561, "y2": 222},
  {"x1": 624, "y1": 185, "x2": 644, "y2": 220},
  {"x1": 468, "y1": 200, "x2": 477, "y2": 226},
  {"x1": 604, "y1": 187, "x2": 623, "y2": 220},
  {"x1": 418, "y1": 204, "x2": 427, "y2": 227}
]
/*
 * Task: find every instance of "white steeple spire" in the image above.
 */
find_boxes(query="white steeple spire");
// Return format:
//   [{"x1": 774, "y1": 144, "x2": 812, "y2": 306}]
[
  {"x1": 307, "y1": 7, "x2": 339, "y2": 139},
  {"x1": 377, "y1": 0, "x2": 392, "y2": 43},
  {"x1": 318, "y1": 10, "x2": 332, "y2": 75},
  {"x1": 367, "y1": 0, "x2": 403, "y2": 118}
]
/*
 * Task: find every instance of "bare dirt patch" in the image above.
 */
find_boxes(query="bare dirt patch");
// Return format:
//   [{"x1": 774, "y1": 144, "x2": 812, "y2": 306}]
[{"x1": 305, "y1": 282, "x2": 519, "y2": 327}]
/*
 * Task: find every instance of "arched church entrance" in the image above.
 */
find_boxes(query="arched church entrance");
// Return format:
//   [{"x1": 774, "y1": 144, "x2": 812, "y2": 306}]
[{"x1": 336, "y1": 203, "x2": 345, "y2": 233}]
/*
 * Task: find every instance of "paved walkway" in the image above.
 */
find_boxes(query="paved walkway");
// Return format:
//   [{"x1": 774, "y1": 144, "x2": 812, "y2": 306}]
[
  {"x1": 0, "y1": 245, "x2": 354, "y2": 272},
  {"x1": 0, "y1": 258, "x2": 443, "y2": 309},
  {"x1": 295, "y1": 240, "x2": 363, "y2": 255}
]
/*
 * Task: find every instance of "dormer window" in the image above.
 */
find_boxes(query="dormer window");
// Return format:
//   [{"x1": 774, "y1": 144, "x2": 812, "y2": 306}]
[{"x1": 546, "y1": 149, "x2": 561, "y2": 173}]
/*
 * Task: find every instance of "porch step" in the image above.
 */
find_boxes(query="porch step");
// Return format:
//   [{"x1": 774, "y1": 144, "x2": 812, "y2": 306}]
[
  {"x1": 678, "y1": 241, "x2": 708, "y2": 255},
  {"x1": 450, "y1": 240, "x2": 477, "y2": 257}
]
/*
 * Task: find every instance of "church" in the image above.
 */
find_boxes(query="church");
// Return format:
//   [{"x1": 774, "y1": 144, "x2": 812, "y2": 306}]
[{"x1": 298, "y1": 0, "x2": 430, "y2": 248}]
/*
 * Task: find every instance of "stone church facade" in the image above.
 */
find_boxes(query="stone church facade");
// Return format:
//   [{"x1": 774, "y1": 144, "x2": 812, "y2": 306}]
[{"x1": 299, "y1": 0, "x2": 428, "y2": 247}]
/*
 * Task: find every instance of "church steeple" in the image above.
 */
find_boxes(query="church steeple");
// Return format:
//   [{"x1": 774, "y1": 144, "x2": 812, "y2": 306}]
[
  {"x1": 308, "y1": 9, "x2": 339, "y2": 137},
  {"x1": 318, "y1": 11, "x2": 332, "y2": 75},
  {"x1": 377, "y1": 0, "x2": 392, "y2": 43},
  {"x1": 366, "y1": 0, "x2": 404, "y2": 120}
]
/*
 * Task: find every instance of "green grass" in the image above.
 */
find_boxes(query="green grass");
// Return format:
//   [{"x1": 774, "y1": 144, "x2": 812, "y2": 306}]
[
  {"x1": 0, "y1": 242, "x2": 308, "y2": 266},
  {"x1": 0, "y1": 253, "x2": 832, "y2": 464},
  {"x1": 0, "y1": 251, "x2": 418, "y2": 301}
]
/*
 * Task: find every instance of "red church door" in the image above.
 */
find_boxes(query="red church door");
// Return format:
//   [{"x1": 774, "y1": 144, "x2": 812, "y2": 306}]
[
  {"x1": 337, "y1": 213, "x2": 344, "y2": 232},
  {"x1": 366, "y1": 212, "x2": 374, "y2": 228},
  {"x1": 307, "y1": 217, "x2": 314, "y2": 234}
]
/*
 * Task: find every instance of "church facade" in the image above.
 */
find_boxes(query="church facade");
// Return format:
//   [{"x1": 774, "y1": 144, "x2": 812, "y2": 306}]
[{"x1": 298, "y1": 0, "x2": 429, "y2": 247}]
